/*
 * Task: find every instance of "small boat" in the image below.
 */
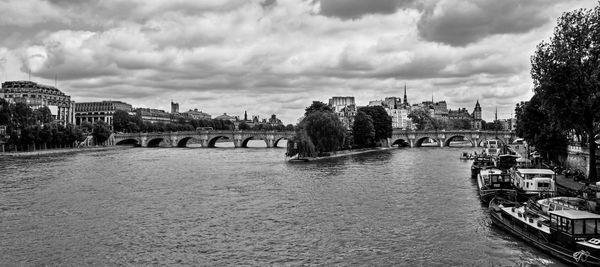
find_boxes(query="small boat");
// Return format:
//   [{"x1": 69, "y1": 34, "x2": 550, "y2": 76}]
[
  {"x1": 490, "y1": 197, "x2": 600, "y2": 266},
  {"x1": 471, "y1": 155, "x2": 494, "y2": 179},
  {"x1": 477, "y1": 168, "x2": 516, "y2": 203},
  {"x1": 511, "y1": 168, "x2": 556, "y2": 200},
  {"x1": 460, "y1": 152, "x2": 472, "y2": 160}
]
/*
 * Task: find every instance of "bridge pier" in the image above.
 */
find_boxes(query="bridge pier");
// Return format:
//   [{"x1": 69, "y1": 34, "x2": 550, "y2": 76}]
[{"x1": 409, "y1": 139, "x2": 415, "y2": 148}]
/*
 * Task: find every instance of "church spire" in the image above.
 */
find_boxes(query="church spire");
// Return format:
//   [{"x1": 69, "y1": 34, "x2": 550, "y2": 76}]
[
  {"x1": 403, "y1": 83, "x2": 407, "y2": 104},
  {"x1": 495, "y1": 107, "x2": 498, "y2": 121},
  {"x1": 244, "y1": 110, "x2": 248, "y2": 121}
]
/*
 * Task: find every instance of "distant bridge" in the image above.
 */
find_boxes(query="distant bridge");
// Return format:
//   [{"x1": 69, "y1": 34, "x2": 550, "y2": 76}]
[
  {"x1": 111, "y1": 129, "x2": 515, "y2": 148},
  {"x1": 390, "y1": 129, "x2": 516, "y2": 148},
  {"x1": 111, "y1": 130, "x2": 295, "y2": 148}
]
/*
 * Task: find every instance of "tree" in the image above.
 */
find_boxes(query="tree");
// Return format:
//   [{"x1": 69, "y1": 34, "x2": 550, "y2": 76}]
[
  {"x1": 303, "y1": 111, "x2": 346, "y2": 155},
  {"x1": 92, "y1": 121, "x2": 111, "y2": 145},
  {"x1": 34, "y1": 106, "x2": 53, "y2": 124},
  {"x1": 304, "y1": 101, "x2": 333, "y2": 116},
  {"x1": 515, "y1": 95, "x2": 568, "y2": 161},
  {"x1": 112, "y1": 110, "x2": 130, "y2": 132},
  {"x1": 352, "y1": 111, "x2": 375, "y2": 148},
  {"x1": 285, "y1": 124, "x2": 295, "y2": 131},
  {"x1": 530, "y1": 5, "x2": 600, "y2": 180},
  {"x1": 358, "y1": 106, "x2": 392, "y2": 144},
  {"x1": 408, "y1": 109, "x2": 431, "y2": 130},
  {"x1": 238, "y1": 121, "x2": 250, "y2": 130},
  {"x1": 449, "y1": 119, "x2": 471, "y2": 130}
]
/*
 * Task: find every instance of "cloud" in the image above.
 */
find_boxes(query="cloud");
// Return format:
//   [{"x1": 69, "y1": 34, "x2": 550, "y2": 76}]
[
  {"x1": 319, "y1": 0, "x2": 415, "y2": 19},
  {"x1": 417, "y1": 0, "x2": 549, "y2": 46},
  {"x1": 0, "y1": 0, "x2": 594, "y2": 123}
]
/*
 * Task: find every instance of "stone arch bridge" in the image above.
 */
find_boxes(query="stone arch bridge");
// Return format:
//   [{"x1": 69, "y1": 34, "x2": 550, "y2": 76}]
[
  {"x1": 391, "y1": 129, "x2": 516, "y2": 148},
  {"x1": 111, "y1": 130, "x2": 295, "y2": 148}
]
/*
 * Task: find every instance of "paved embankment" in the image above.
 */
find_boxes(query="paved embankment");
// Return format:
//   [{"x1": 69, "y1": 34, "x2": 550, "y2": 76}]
[
  {"x1": 0, "y1": 146, "x2": 129, "y2": 158},
  {"x1": 556, "y1": 174, "x2": 589, "y2": 196},
  {"x1": 288, "y1": 147, "x2": 396, "y2": 162}
]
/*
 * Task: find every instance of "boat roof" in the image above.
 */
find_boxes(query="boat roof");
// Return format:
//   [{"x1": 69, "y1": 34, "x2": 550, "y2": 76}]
[
  {"x1": 550, "y1": 210, "x2": 600, "y2": 220},
  {"x1": 516, "y1": 168, "x2": 555, "y2": 174},
  {"x1": 515, "y1": 158, "x2": 531, "y2": 163},
  {"x1": 499, "y1": 154, "x2": 519, "y2": 158}
]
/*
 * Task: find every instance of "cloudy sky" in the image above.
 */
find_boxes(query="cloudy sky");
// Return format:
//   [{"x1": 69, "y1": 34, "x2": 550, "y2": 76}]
[{"x1": 0, "y1": 0, "x2": 596, "y2": 123}]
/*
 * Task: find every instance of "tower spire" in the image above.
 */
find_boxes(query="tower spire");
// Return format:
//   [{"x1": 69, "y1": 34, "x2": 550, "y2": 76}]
[
  {"x1": 495, "y1": 107, "x2": 498, "y2": 121},
  {"x1": 403, "y1": 83, "x2": 407, "y2": 104}
]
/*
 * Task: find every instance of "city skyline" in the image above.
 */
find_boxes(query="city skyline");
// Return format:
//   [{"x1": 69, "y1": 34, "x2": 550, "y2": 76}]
[{"x1": 0, "y1": 0, "x2": 595, "y2": 123}]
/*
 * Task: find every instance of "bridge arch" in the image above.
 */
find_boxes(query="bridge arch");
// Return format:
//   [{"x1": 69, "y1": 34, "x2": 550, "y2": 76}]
[
  {"x1": 115, "y1": 138, "x2": 140, "y2": 146},
  {"x1": 273, "y1": 137, "x2": 288, "y2": 148},
  {"x1": 176, "y1": 137, "x2": 197, "y2": 147},
  {"x1": 391, "y1": 138, "x2": 409, "y2": 147},
  {"x1": 241, "y1": 136, "x2": 268, "y2": 148},
  {"x1": 147, "y1": 138, "x2": 165, "y2": 147},
  {"x1": 444, "y1": 135, "x2": 474, "y2": 147},
  {"x1": 208, "y1": 136, "x2": 230, "y2": 148},
  {"x1": 415, "y1": 136, "x2": 439, "y2": 147}
]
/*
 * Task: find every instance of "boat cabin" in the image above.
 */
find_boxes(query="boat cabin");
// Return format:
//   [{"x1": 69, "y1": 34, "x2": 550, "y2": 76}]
[
  {"x1": 496, "y1": 154, "x2": 519, "y2": 170},
  {"x1": 484, "y1": 140, "x2": 499, "y2": 148},
  {"x1": 550, "y1": 210, "x2": 600, "y2": 254},
  {"x1": 511, "y1": 168, "x2": 555, "y2": 196},
  {"x1": 471, "y1": 156, "x2": 494, "y2": 178},
  {"x1": 480, "y1": 168, "x2": 512, "y2": 189}
]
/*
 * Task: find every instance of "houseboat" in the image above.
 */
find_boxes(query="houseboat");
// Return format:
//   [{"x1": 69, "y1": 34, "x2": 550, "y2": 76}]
[
  {"x1": 477, "y1": 168, "x2": 516, "y2": 203},
  {"x1": 511, "y1": 168, "x2": 556, "y2": 199},
  {"x1": 490, "y1": 197, "x2": 600, "y2": 265},
  {"x1": 531, "y1": 197, "x2": 596, "y2": 216},
  {"x1": 495, "y1": 154, "x2": 519, "y2": 170},
  {"x1": 471, "y1": 155, "x2": 494, "y2": 179}
]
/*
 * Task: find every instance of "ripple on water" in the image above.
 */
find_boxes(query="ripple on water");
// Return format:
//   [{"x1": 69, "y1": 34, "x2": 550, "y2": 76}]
[{"x1": 0, "y1": 145, "x2": 567, "y2": 266}]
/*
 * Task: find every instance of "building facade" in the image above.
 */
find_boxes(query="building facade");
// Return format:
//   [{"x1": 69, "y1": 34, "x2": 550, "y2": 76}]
[
  {"x1": 181, "y1": 109, "x2": 211, "y2": 120},
  {"x1": 1, "y1": 80, "x2": 75, "y2": 125},
  {"x1": 472, "y1": 100, "x2": 482, "y2": 130},
  {"x1": 328, "y1": 96, "x2": 357, "y2": 130},
  {"x1": 135, "y1": 108, "x2": 171, "y2": 124},
  {"x1": 75, "y1": 101, "x2": 132, "y2": 126}
]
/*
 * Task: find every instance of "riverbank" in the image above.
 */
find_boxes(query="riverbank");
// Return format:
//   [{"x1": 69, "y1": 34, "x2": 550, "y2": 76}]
[
  {"x1": 0, "y1": 146, "x2": 129, "y2": 158},
  {"x1": 287, "y1": 146, "x2": 396, "y2": 162}
]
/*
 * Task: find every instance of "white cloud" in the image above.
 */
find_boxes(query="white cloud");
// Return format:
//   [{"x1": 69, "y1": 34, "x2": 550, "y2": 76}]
[{"x1": 0, "y1": 0, "x2": 596, "y2": 123}]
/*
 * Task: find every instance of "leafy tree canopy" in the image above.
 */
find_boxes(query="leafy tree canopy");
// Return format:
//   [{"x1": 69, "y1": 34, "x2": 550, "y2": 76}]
[
  {"x1": 530, "y1": 5, "x2": 600, "y2": 180},
  {"x1": 305, "y1": 101, "x2": 333, "y2": 116},
  {"x1": 352, "y1": 111, "x2": 375, "y2": 148}
]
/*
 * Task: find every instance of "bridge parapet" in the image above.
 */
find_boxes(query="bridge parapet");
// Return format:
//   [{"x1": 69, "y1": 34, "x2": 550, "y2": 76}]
[
  {"x1": 391, "y1": 129, "x2": 515, "y2": 148},
  {"x1": 113, "y1": 130, "x2": 295, "y2": 148}
]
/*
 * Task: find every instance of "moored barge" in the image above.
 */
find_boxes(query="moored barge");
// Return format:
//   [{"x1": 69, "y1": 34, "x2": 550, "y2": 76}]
[{"x1": 490, "y1": 197, "x2": 600, "y2": 266}]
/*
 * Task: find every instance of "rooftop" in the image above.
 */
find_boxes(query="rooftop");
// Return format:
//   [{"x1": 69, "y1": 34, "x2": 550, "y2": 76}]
[{"x1": 550, "y1": 209, "x2": 600, "y2": 220}]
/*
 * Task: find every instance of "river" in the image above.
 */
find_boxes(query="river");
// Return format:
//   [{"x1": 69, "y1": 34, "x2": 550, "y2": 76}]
[{"x1": 0, "y1": 142, "x2": 566, "y2": 266}]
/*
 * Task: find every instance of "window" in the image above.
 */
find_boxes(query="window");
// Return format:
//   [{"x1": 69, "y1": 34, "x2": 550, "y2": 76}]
[
  {"x1": 586, "y1": 219, "x2": 596, "y2": 234},
  {"x1": 574, "y1": 220, "x2": 584, "y2": 235},
  {"x1": 551, "y1": 215, "x2": 558, "y2": 228}
]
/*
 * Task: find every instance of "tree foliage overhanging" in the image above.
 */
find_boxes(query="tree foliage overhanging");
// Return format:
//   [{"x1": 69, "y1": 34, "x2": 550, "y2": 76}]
[
  {"x1": 529, "y1": 4, "x2": 600, "y2": 180},
  {"x1": 0, "y1": 98, "x2": 86, "y2": 150},
  {"x1": 352, "y1": 111, "x2": 375, "y2": 148},
  {"x1": 358, "y1": 106, "x2": 392, "y2": 142}
]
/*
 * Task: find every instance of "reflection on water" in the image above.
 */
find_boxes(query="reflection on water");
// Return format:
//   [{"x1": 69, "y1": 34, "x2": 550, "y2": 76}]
[{"x1": 0, "y1": 142, "x2": 566, "y2": 266}]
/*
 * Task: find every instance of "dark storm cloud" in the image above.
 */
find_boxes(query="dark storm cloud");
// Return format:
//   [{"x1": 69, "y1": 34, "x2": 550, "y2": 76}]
[
  {"x1": 320, "y1": 0, "x2": 414, "y2": 19},
  {"x1": 417, "y1": 0, "x2": 549, "y2": 46}
]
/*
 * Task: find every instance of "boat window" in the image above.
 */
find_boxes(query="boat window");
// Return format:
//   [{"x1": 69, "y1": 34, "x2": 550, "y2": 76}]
[
  {"x1": 586, "y1": 219, "x2": 596, "y2": 234},
  {"x1": 565, "y1": 219, "x2": 572, "y2": 234},
  {"x1": 538, "y1": 182, "x2": 550, "y2": 188},
  {"x1": 492, "y1": 176, "x2": 498, "y2": 183},
  {"x1": 551, "y1": 215, "x2": 558, "y2": 228},
  {"x1": 574, "y1": 220, "x2": 584, "y2": 235}
]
